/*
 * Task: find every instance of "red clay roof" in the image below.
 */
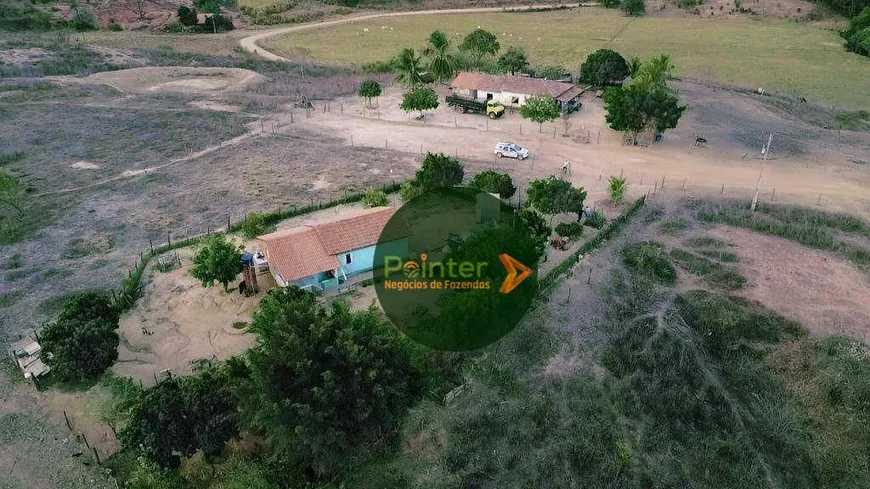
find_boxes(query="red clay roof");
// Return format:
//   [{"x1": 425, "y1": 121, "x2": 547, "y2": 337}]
[
  {"x1": 451, "y1": 72, "x2": 577, "y2": 99},
  {"x1": 258, "y1": 207, "x2": 408, "y2": 282}
]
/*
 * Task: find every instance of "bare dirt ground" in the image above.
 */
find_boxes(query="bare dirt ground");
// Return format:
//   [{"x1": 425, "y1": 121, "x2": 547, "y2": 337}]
[
  {"x1": 703, "y1": 226, "x2": 870, "y2": 341},
  {"x1": 274, "y1": 83, "x2": 870, "y2": 219},
  {"x1": 114, "y1": 246, "x2": 272, "y2": 385},
  {"x1": 55, "y1": 66, "x2": 266, "y2": 95}
]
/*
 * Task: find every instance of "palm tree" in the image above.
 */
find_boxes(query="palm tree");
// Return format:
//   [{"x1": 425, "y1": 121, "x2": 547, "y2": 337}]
[
  {"x1": 423, "y1": 30, "x2": 457, "y2": 84},
  {"x1": 394, "y1": 48, "x2": 425, "y2": 88},
  {"x1": 634, "y1": 54, "x2": 674, "y2": 90}
]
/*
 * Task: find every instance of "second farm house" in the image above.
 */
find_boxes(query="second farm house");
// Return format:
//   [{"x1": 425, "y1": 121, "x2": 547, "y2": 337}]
[{"x1": 449, "y1": 72, "x2": 584, "y2": 112}]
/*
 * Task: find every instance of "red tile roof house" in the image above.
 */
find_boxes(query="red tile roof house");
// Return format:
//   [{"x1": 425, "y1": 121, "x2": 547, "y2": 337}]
[
  {"x1": 450, "y1": 72, "x2": 584, "y2": 112},
  {"x1": 257, "y1": 207, "x2": 410, "y2": 292}
]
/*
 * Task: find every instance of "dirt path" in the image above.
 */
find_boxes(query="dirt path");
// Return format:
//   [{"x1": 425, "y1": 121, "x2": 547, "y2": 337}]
[
  {"x1": 238, "y1": 4, "x2": 593, "y2": 62},
  {"x1": 272, "y1": 86, "x2": 870, "y2": 217}
]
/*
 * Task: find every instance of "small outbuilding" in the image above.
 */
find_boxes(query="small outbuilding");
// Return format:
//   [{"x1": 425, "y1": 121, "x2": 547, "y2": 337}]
[
  {"x1": 9, "y1": 335, "x2": 50, "y2": 382},
  {"x1": 450, "y1": 72, "x2": 583, "y2": 112}
]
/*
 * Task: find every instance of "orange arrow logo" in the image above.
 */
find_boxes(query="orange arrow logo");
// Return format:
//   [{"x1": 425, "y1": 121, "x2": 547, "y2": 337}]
[{"x1": 498, "y1": 253, "x2": 532, "y2": 294}]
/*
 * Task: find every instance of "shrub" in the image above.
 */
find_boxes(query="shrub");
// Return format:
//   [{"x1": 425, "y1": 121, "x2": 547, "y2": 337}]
[
  {"x1": 622, "y1": 0, "x2": 646, "y2": 15},
  {"x1": 177, "y1": 5, "x2": 198, "y2": 26},
  {"x1": 108, "y1": 21, "x2": 123, "y2": 31},
  {"x1": 190, "y1": 235, "x2": 243, "y2": 292},
  {"x1": 71, "y1": 8, "x2": 98, "y2": 31},
  {"x1": 469, "y1": 170, "x2": 516, "y2": 199},
  {"x1": 555, "y1": 221, "x2": 584, "y2": 238},
  {"x1": 399, "y1": 181, "x2": 424, "y2": 202},
  {"x1": 416, "y1": 152, "x2": 463, "y2": 189},
  {"x1": 607, "y1": 175, "x2": 628, "y2": 205},
  {"x1": 239, "y1": 211, "x2": 269, "y2": 239},
  {"x1": 362, "y1": 187, "x2": 389, "y2": 207},
  {"x1": 621, "y1": 240, "x2": 677, "y2": 285},
  {"x1": 584, "y1": 210, "x2": 606, "y2": 229},
  {"x1": 41, "y1": 315, "x2": 119, "y2": 382}
]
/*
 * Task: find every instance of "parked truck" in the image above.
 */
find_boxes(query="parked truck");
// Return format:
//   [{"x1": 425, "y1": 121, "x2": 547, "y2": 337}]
[{"x1": 445, "y1": 94, "x2": 505, "y2": 119}]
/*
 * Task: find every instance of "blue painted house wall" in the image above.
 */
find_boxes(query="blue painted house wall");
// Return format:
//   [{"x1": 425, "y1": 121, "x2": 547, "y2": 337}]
[{"x1": 338, "y1": 238, "x2": 408, "y2": 279}]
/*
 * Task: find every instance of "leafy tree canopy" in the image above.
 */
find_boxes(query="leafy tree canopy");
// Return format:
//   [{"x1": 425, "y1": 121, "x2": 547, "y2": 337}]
[
  {"x1": 424, "y1": 30, "x2": 458, "y2": 83},
  {"x1": 604, "y1": 83, "x2": 686, "y2": 136},
  {"x1": 416, "y1": 152, "x2": 464, "y2": 189},
  {"x1": 190, "y1": 235, "x2": 243, "y2": 292},
  {"x1": 842, "y1": 7, "x2": 870, "y2": 56},
  {"x1": 622, "y1": 0, "x2": 646, "y2": 16},
  {"x1": 459, "y1": 29, "x2": 500, "y2": 66},
  {"x1": 41, "y1": 316, "x2": 119, "y2": 382},
  {"x1": 469, "y1": 170, "x2": 517, "y2": 199},
  {"x1": 579, "y1": 49, "x2": 629, "y2": 87},
  {"x1": 527, "y1": 176, "x2": 587, "y2": 220},
  {"x1": 394, "y1": 47, "x2": 425, "y2": 87},
  {"x1": 239, "y1": 287, "x2": 421, "y2": 475},
  {"x1": 357, "y1": 79, "x2": 382, "y2": 106},
  {"x1": 517, "y1": 206, "x2": 552, "y2": 258},
  {"x1": 520, "y1": 95, "x2": 562, "y2": 130},
  {"x1": 362, "y1": 187, "x2": 389, "y2": 207},
  {"x1": 400, "y1": 85, "x2": 439, "y2": 117},
  {"x1": 120, "y1": 367, "x2": 238, "y2": 468},
  {"x1": 177, "y1": 5, "x2": 198, "y2": 26},
  {"x1": 498, "y1": 46, "x2": 529, "y2": 75}
]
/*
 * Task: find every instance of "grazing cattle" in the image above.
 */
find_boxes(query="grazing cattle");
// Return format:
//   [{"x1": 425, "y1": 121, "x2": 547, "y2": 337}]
[{"x1": 695, "y1": 137, "x2": 708, "y2": 147}]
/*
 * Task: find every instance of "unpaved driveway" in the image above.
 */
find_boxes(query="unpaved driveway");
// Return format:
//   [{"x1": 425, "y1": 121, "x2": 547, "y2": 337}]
[{"x1": 238, "y1": 4, "x2": 587, "y2": 62}]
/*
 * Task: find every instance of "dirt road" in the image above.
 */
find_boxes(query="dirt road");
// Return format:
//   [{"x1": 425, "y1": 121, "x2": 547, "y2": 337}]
[
  {"x1": 238, "y1": 4, "x2": 583, "y2": 62},
  {"x1": 271, "y1": 86, "x2": 870, "y2": 217}
]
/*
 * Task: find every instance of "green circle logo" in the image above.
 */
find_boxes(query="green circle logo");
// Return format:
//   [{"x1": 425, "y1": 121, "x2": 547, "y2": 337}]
[{"x1": 373, "y1": 187, "x2": 538, "y2": 351}]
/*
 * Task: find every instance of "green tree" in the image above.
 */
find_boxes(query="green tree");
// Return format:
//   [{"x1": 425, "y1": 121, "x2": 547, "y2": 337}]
[
  {"x1": 527, "y1": 176, "x2": 587, "y2": 220},
  {"x1": 239, "y1": 211, "x2": 269, "y2": 239},
  {"x1": 536, "y1": 64, "x2": 568, "y2": 80},
  {"x1": 121, "y1": 368, "x2": 238, "y2": 468},
  {"x1": 517, "y1": 206, "x2": 551, "y2": 258},
  {"x1": 399, "y1": 181, "x2": 424, "y2": 201},
  {"x1": 633, "y1": 54, "x2": 675, "y2": 90},
  {"x1": 423, "y1": 30, "x2": 457, "y2": 83},
  {"x1": 604, "y1": 83, "x2": 686, "y2": 139},
  {"x1": 190, "y1": 235, "x2": 243, "y2": 292},
  {"x1": 497, "y1": 46, "x2": 529, "y2": 75},
  {"x1": 193, "y1": 0, "x2": 234, "y2": 32},
  {"x1": 177, "y1": 5, "x2": 198, "y2": 26},
  {"x1": 469, "y1": 170, "x2": 516, "y2": 199},
  {"x1": 622, "y1": 0, "x2": 646, "y2": 16},
  {"x1": 627, "y1": 56, "x2": 642, "y2": 77},
  {"x1": 608, "y1": 175, "x2": 628, "y2": 205},
  {"x1": 459, "y1": 28, "x2": 500, "y2": 67},
  {"x1": 579, "y1": 49, "x2": 629, "y2": 87},
  {"x1": 58, "y1": 291, "x2": 120, "y2": 324},
  {"x1": 520, "y1": 95, "x2": 562, "y2": 132},
  {"x1": 41, "y1": 316, "x2": 119, "y2": 382},
  {"x1": 842, "y1": 7, "x2": 870, "y2": 56},
  {"x1": 400, "y1": 85, "x2": 439, "y2": 118},
  {"x1": 126, "y1": 457, "x2": 187, "y2": 489},
  {"x1": 362, "y1": 187, "x2": 389, "y2": 207},
  {"x1": 416, "y1": 152, "x2": 464, "y2": 189},
  {"x1": 357, "y1": 79, "x2": 382, "y2": 107},
  {"x1": 394, "y1": 47, "x2": 425, "y2": 87},
  {"x1": 239, "y1": 287, "x2": 420, "y2": 475}
]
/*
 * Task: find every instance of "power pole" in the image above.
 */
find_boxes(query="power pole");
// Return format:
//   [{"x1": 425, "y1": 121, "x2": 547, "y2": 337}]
[{"x1": 752, "y1": 132, "x2": 772, "y2": 212}]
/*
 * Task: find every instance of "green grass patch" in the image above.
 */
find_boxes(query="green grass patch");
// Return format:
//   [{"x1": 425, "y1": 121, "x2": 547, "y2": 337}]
[
  {"x1": 670, "y1": 248, "x2": 746, "y2": 290},
  {"x1": 0, "y1": 290, "x2": 25, "y2": 308},
  {"x1": 696, "y1": 201, "x2": 870, "y2": 269},
  {"x1": 262, "y1": 8, "x2": 870, "y2": 108},
  {"x1": 684, "y1": 236, "x2": 733, "y2": 249},
  {"x1": 659, "y1": 218, "x2": 688, "y2": 235},
  {"x1": 835, "y1": 110, "x2": 870, "y2": 131},
  {"x1": 554, "y1": 221, "x2": 583, "y2": 238},
  {"x1": 621, "y1": 240, "x2": 677, "y2": 285},
  {"x1": 0, "y1": 152, "x2": 26, "y2": 167}
]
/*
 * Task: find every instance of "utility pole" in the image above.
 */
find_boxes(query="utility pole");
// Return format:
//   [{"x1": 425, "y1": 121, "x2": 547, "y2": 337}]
[{"x1": 752, "y1": 132, "x2": 772, "y2": 212}]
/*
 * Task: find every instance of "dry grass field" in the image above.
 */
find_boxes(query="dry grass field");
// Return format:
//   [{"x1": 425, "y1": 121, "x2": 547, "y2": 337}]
[{"x1": 261, "y1": 8, "x2": 870, "y2": 108}]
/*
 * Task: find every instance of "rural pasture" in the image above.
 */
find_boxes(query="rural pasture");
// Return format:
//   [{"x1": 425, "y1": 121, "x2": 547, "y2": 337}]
[{"x1": 262, "y1": 8, "x2": 870, "y2": 108}]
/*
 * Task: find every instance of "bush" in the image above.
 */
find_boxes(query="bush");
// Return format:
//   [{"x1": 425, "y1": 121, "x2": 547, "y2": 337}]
[
  {"x1": 239, "y1": 211, "x2": 269, "y2": 239},
  {"x1": 584, "y1": 210, "x2": 606, "y2": 229},
  {"x1": 621, "y1": 240, "x2": 677, "y2": 285},
  {"x1": 621, "y1": 0, "x2": 646, "y2": 15},
  {"x1": 190, "y1": 235, "x2": 243, "y2": 292},
  {"x1": 555, "y1": 221, "x2": 584, "y2": 238},
  {"x1": 416, "y1": 152, "x2": 464, "y2": 189},
  {"x1": 362, "y1": 187, "x2": 389, "y2": 207},
  {"x1": 579, "y1": 49, "x2": 629, "y2": 87},
  {"x1": 177, "y1": 5, "x2": 198, "y2": 26},
  {"x1": 108, "y1": 21, "x2": 123, "y2": 31},
  {"x1": 71, "y1": 8, "x2": 98, "y2": 31},
  {"x1": 469, "y1": 170, "x2": 516, "y2": 199},
  {"x1": 399, "y1": 181, "x2": 424, "y2": 202}
]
